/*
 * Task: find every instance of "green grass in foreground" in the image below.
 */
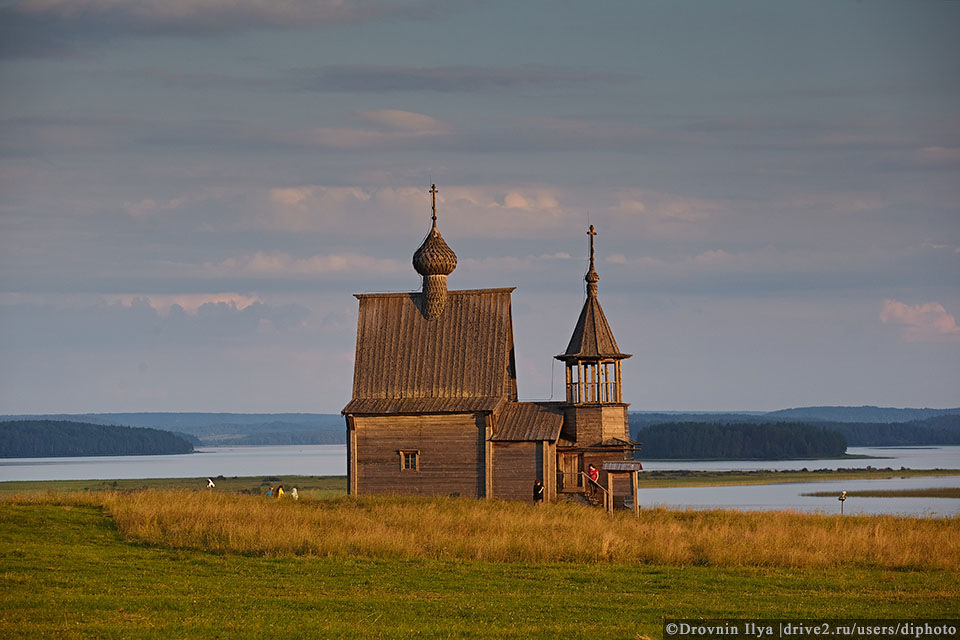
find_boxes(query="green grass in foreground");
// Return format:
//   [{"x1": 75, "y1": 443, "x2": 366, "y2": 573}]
[
  {"x1": 803, "y1": 488, "x2": 960, "y2": 499},
  {"x1": 0, "y1": 503, "x2": 957, "y2": 639}
]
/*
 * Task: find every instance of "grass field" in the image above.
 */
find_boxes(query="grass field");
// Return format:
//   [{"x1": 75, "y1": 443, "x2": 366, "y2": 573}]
[
  {"x1": 8, "y1": 490, "x2": 958, "y2": 569},
  {"x1": 1, "y1": 495, "x2": 958, "y2": 639}
]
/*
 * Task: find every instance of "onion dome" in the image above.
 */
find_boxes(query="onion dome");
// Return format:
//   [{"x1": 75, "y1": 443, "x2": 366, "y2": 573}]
[
  {"x1": 413, "y1": 223, "x2": 457, "y2": 277},
  {"x1": 414, "y1": 184, "x2": 456, "y2": 320}
]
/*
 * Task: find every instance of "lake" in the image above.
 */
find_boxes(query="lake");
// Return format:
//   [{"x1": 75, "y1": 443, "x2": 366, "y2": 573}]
[
  {"x1": 2, "y1": 444, "x2": 958, "y2": 517},
  {"x1": 0, "y1": 445, "x2": 347, "y2": 482}
]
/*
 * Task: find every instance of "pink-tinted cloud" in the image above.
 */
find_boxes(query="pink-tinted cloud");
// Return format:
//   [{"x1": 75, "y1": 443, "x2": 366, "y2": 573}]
[
  {"x1": 123, "y1": 196, "x2": 186, "y2": 218},
  {"x1": 880, "y1": 299, "x2": 960, "y2": 343},
  {"x1": 16, "y1": 0, "x2": 436, "y2": 31},
  {"x1": 206, "y1": 252, "x2": 404, "y2": 278},
  {"x1": 104, "y1": 293, "x2": 262, "y2": 315},
  {"x1": 356, "y1": 109, "x2": 450, "y2": 134}
]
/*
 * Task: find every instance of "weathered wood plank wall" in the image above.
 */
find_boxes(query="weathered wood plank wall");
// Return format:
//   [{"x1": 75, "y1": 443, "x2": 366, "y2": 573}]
[
  {"x1": 492, "y1": 441, "x2": 539, "y2": 501},
  {"x1": 353, "y1": 413, "x2": 483, "y2": 497}
]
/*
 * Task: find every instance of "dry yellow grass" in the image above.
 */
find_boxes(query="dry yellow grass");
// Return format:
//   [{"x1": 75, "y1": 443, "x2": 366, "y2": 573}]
[{"x1": 7, "y1": 490, "x2": 959, "y2": 570}]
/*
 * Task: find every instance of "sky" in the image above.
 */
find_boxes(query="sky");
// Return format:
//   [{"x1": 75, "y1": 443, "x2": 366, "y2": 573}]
[{"x1": 0, "y1": 0, "x2": 958, "y2": 414}]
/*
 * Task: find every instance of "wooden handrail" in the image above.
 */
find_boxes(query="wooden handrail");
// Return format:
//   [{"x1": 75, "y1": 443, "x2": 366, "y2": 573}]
[{"x1": 580, "y1": 471, "x2": 611, "y2": 514}]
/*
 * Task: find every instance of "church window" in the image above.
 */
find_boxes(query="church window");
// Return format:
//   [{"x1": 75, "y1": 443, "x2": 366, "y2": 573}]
[{"x1": 399, "y1": 450, "x2": 420, "y2": 471}]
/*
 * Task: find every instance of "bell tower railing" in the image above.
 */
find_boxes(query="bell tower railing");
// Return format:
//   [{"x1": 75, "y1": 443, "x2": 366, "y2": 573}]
[{"x1": 565, "y1": 359, "x2": 622, "y2": 404}]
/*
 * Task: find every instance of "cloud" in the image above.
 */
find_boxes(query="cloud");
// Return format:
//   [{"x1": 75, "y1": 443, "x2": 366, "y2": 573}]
[
  {"x1": 610, "y1": 189, "x2": 728, "y2": 240},
  {"x1": 15, "y1": 0, "x2": 438, "y2": 30},
  {"x1": 2, "y1": 0, "x2": 445, "y2": 57},
  {"x1": 911, "y1": 146, "x2": 960, "y2": 169},
  {"x1": 103, "y1": 293, "x2": 262, "y2": 315},
  {"x1": 258, "y1": 183, "x2": 572, "y2": 237},
  {"x1": 123, "y1": 196, "x2": 186, "y2": 218},
  {"x1": 205, "y1": 252, "x2": 405, "y2": 278},
  {"x1": 294, "y1": 64, "x2": 629, "y2": 93},
  {"x1": 125, "y1": 64, "x2": 630, "y2": 94},
  {"x1": 0, "y1": 293, "x2": 313, "y2": 350},
  {"x1": 356, "y1": 109, "x2": 450, "y2": 134},
  {"x1": 880, "y1": 299, "x2": 960, "y2": 343}
]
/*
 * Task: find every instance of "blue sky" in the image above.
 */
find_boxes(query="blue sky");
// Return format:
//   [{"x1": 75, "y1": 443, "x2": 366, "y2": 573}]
[{"x1": 1, "y1": 0, "x2": 958, "y2": 413}]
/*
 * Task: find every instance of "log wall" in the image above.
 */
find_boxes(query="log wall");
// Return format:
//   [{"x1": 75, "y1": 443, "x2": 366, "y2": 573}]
[
  {"x1": 352, "y1": 413, "x2": 485, "y2": 497},
  {"x1": 562, "y1": 404, "x2": 629, "y2": 444},
  {"x1": 492, "y1": 441, "x2": 539, "y2": 501}
]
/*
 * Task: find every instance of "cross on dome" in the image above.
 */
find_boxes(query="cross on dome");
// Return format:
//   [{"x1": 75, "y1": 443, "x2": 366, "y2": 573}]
[{"x1": 585, "y1": 224, "x2": 600, "y2": 292}]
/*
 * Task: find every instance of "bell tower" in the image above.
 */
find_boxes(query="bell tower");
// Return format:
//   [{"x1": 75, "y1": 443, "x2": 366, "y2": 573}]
[{"x1": 555, "y1": 225, "x2": 631, "y2": 445}]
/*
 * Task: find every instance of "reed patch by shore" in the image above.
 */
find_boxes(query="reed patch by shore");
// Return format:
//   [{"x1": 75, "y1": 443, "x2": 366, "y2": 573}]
[{"x1": 6, "y1": 490, "x2": 958, "y2": 570}]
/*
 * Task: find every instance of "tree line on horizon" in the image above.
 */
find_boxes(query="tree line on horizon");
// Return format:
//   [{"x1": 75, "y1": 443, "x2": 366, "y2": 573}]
[
  {"x1": 0, "y1": 420, "x2": 194, "y2": 458},
  {"x1": 629, "y1": 413, "x2": 960, "y2": 448},
  {"x1": 633, "y1": 422, "x2": 848, "y2": 460}
]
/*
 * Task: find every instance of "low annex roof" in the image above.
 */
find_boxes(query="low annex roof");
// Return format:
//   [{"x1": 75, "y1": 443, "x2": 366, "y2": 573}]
[
  {"x1": 343, "y1": 288, "x2": 516, "y2": 416},
  {"x1": 491, "y1": 402, "x2": 564, "y2": 442},
  {"x1": 602, "y1": 461, "x2": 644, "y2": 472}
]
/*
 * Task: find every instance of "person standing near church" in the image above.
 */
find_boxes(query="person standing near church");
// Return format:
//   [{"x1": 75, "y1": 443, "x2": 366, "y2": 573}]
[{"x1": 533, "y1": 480, "x2": 544, "y2": 504}]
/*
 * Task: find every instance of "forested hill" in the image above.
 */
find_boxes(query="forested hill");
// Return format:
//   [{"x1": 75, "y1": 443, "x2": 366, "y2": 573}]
[
  {"x1": 0, "y1": 421, "x2": 194, "y2": 458},
  {"x1": 634, "y1": 422, "x2": 847, "y2": 460},
  {"x1": 629, "y1": 411, "x2": 960, "y2": 447},
  {"x1": 0, "y1": 413, "x2": 346, "y2": 446},
  {"x1": 819, "y1": 415, "x2": 960, "y2": 446},
  {"x1": 764, "y1": 406, "x2": 960, "y2": 423}
]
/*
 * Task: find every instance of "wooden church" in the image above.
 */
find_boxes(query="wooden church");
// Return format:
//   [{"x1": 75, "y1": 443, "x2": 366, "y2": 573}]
[{"x1": 342, "y1": 185, "x2": 642, "y2": 508}]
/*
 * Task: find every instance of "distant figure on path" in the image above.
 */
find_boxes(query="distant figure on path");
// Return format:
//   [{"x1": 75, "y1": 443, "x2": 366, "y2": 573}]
[
  {"x1": 277, "y1": 484, "x2": 285, "y2": 498},
  {"x1": 266, "y1": 486, "x2": 274, "y2": 498},
  {"x1": 533, "y1": 480, "x2": 544, "y2": 504},
  {"x1": 291, "y1": 487, "x2": 299, "y2": 501}
]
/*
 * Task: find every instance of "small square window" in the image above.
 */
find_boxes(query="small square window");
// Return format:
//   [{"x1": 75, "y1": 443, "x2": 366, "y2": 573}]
[{"x1": 399, "y1": 450, "x2": 420, "y2": 471}]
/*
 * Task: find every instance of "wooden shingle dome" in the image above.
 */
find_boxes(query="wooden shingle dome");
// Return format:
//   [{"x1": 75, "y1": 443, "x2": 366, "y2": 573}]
[
  {"x1": 413, "y1": 224, "x2": 457, "y2": 277},
  {"x1": 413, "y1": 185, "x2": 457, "y2": 320}
]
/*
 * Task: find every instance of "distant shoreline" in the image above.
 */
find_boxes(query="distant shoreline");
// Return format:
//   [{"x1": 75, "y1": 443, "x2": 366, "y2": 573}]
[
  {"x1": 3, "y1": 468, "x2": 960, "y2": 494},
  {"x1": 642, "y1": 453, "x2": 885, "y2": 462}
]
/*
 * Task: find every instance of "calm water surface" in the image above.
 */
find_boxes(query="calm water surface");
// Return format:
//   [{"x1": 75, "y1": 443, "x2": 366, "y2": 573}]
[
  {"x1": 0, "y1": 445, "x2": 346, "y2": 481},
  {"x1": 642, "y1": 446, "x2": 960, "y2": 517},
  {"x1": 2, "y1": 445, "x2": 958, "y2": 517}
]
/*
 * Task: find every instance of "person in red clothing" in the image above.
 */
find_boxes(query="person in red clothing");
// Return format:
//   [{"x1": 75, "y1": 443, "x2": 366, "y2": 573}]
[{"x1": 586, "y1": 464, "x2": 600, "y2": 499}]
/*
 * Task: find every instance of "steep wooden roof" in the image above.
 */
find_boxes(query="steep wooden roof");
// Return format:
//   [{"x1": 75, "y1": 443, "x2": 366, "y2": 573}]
[
  {"x1": 491, "y1": 402, "x2": 564, "y2": 442},
  {"x1": 557, "y1": 293, "x2": 630, "y2": 361},
  {"x1": 343, "y1": 288, "x2": 516, "y2": 415},
  {"x1": 557, "y1": 226, "x2": 630, "y2": 362}
]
